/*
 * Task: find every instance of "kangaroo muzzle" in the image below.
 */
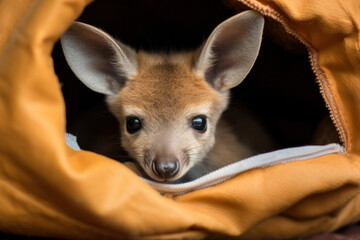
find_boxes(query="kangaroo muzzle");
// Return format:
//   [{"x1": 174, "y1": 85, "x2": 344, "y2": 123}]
[{"x1": 152, "y1": 157, "x2": 180, "y2": 180}]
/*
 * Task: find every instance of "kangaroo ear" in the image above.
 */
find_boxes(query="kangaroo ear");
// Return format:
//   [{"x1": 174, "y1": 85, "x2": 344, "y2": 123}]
[
  {"x1": 195, "y1": 11, "x2": 264, "y2": 91},
  {"x1": 60, "y1": 22, "x2": 137, "y2": 95}
]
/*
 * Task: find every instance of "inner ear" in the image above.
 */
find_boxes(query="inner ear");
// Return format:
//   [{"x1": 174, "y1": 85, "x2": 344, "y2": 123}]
[
  {"x1": 61, "y1": 22, "x2": 137, "y2": 95},
  {"x1": 195, "y1": 10, "x2": 264, "y2": 91}
]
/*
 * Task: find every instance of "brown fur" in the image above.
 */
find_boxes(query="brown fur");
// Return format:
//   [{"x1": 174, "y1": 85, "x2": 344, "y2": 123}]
[
  {"x1": 109, "y1": 52, "x2": 226, "y2": 119},
  {"x1": 108, "y1": 52, "x2": 229, "y2": 181}
]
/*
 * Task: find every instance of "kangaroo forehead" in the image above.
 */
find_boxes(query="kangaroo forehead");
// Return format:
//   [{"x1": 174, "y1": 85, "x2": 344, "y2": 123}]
[{"x1": 120, "y1": 63, "x2": 220, "y2": 112}]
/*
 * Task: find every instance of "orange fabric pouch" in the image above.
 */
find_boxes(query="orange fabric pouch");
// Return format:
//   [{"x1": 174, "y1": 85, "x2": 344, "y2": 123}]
[{"x1": 0, "y1": 0, "x2": 359, "y2": 239}]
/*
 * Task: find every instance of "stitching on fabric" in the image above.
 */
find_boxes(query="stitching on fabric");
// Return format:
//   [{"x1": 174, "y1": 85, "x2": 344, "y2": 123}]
[{"x1": 235, "y1": 0, "x2": 350, "y2": 152}]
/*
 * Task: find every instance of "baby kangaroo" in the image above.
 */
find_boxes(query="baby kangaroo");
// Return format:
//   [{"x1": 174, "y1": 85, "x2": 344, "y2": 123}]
[{"x1": 61, "y1": 11, "x2": 266, "y2": 182}]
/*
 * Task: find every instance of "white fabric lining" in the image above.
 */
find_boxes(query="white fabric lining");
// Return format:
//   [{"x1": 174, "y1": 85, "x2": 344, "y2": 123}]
[
  {"x1": 65, "y1": 133, "x2": 81, "y2": 151},
  {"x1": 143, "y1": 144, "x2": 345, "y2": 195},
  {"x1": 64, "y1": 134, "x2": 344, "y2": 195}
]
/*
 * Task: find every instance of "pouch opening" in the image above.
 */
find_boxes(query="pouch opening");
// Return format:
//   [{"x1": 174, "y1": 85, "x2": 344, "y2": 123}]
[{"x1": 52, "y1": 0, "x2": 343, "y2": 187}]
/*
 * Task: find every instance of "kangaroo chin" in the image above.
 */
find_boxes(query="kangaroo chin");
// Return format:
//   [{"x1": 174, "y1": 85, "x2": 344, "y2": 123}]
[{"x1": 61, "y1": 11, "x2": 265, "y2": 182}]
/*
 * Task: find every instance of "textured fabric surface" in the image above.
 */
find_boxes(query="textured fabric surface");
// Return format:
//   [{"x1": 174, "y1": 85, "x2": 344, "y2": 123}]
[{"x1": 0, "y1": 0, "x2": 359, "y2": 239}]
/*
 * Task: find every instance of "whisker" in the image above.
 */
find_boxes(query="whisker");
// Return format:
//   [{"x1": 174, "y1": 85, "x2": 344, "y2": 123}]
[{"x1": 184, "y1": 143, "x2": 207, "y2": 152}]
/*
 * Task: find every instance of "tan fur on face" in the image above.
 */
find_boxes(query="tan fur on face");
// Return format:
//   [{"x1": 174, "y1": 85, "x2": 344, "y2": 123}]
[
  {"x1": 107, "y1": 52, "x2": 229, "y2": 181},
  {"x1": 111, "y1": 52, "x2": 226, "y2": 117}
]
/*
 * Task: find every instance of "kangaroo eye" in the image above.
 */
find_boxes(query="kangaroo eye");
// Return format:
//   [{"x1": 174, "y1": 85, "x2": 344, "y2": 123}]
[
  {"x1": 191, "y1": 115, "x2": 207, "y2": 133},
  {"x1": 126, "y1": 116, "x2": 142, "y2": 134}
]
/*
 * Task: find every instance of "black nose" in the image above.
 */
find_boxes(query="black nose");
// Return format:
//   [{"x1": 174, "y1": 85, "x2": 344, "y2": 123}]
[{"x1": 152, "y1": 158, "x2": 180, "y2": 179}]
